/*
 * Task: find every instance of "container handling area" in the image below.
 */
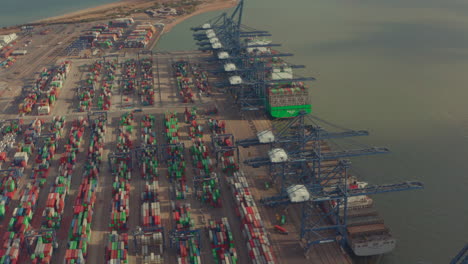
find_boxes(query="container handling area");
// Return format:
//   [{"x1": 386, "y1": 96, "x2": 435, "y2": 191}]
[{"x1": 0, "y1": 1, "x2": 424, "y2": 264}]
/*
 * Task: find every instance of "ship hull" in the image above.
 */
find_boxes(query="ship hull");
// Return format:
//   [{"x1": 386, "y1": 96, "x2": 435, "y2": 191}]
[
  {"x1": 267, "y1": 104, "x2": 312, "y2": 118},
  {"x1": 350, "y1": 238, "x2": 396, "y2": 256}
]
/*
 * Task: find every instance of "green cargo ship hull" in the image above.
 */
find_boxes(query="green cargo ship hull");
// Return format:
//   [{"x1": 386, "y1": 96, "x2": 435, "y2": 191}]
[{"x1": 266, "y1": 104, "x2": 312, "y2": 118}]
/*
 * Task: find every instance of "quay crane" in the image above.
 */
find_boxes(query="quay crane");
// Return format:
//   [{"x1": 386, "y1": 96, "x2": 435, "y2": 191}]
[{"x1": 239, "y1": 112, "x2": 423, "y2": 253}]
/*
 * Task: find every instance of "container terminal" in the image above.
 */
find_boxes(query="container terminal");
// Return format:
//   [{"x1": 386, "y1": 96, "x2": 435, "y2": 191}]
[{"x1": 0, "y1": 0, "x2": 424, "y2": 263}]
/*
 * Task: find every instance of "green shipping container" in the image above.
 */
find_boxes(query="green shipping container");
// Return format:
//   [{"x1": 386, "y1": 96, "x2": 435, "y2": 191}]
[{"x1": 266, "y1": 103, "x2": 312, "y2": 118}]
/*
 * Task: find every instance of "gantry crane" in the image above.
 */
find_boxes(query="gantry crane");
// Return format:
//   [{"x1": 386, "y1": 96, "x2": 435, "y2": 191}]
[
  {"x1": 239, "y1": 112, "x2": 386, "y2": 193},
  {"x1": 451, "y1": 244, "x2": 468, "y2": 264},
  {"x1": 211, "y1": 133, "x2": 239, "y2": 166},
  {"x1": 131, "y1": 226, "x2": 166, "y2": 254},
  {"x1": 239, "y1": 112, "x2": 423, "y2": 253}
]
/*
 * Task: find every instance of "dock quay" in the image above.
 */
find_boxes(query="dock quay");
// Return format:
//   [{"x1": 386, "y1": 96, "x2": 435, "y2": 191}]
[{"x1": 0, "y1": 1, "x2": 423, "y2": 262}]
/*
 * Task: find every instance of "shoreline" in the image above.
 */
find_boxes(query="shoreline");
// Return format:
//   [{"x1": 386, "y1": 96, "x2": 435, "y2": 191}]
[
  {"x1": 162, "y1": 0, "x2": 237, "y2": 34},
  {"x1": 35, "y1": 0, "x2": 145, "y2": 23}
]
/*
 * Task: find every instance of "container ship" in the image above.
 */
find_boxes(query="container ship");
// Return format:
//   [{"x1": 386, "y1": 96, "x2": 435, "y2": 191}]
[
  {"x1": 266, "y1": 79, "x2": 311, "y2": 118},
  {"x1": 342, "y1": 182, "x2": 396, "y2": 256},
  {"x1": 248, "y1": 40, "x2": 312, "y2": 118}
]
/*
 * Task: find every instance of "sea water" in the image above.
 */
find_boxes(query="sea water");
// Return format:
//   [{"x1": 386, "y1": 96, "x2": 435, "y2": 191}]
[{"x1": 0, "y1": 0, "x2": 119, "y2": 28}]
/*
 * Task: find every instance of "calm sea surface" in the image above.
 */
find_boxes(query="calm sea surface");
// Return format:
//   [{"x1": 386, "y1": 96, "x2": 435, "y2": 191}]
[
  {"x1": 0, "y1": 0, "x2": 118, "y2": 27},
  {"x1": 157, "y1": 0, "x2": 468, "y2": 263}
]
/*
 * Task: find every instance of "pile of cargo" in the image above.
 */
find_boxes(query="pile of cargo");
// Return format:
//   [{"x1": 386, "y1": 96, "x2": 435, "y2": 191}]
[
  {"x1": 189, "y1": 113, "x2": 220, "y2": 207},
  {"x1": 186, "y1": 107, "x2": 202, "y2": 139},
  {"x1": 109, "y1": 18, "x2": 135, "y2": 28},
  {"x1": 267, "y1": 82, "x2": 309, "y2": 106},
  {"x1": 139, "y1": 58, "x2": 155, "y2": 105},
  {"x1": 122, "y1": 59, "x2": 137, "y2": 95},
  {"x1": 177, "y1": 238, "x2": 201, "y2": 264},
  {"x1": 0, "y1": 119, "x2": 22, "y2": 153},
  {"x1": 22, "y1": 120, "x2": 41, "y2": 179},
  {"x1": 141, "y1": 114, "x2": 157, "y2": 146},
  {"x1": 215, "y1": 136, "x2": 238, "y2": 174},
  {"x1": 184, "y1": 107, "x2": 197, "y2": 123},
  {"x1": 0, "y1": 132, "x2": 15, "y2": 160},
  {"x1": 79, "y1": 61, "x2": 102, "y2": 112},
  {"x1": 23, "y1": 118, "x2": 42, "y2": 147},
  {"x1": 207, "y1": 218, "x2": 238, "y2": 263},
  {"x1": 64, "y1": 115, "x2": 105, "y2": 264},
  {"x1": 88, "y1": 116, "x2": 106, "y2": 164},
  {"x1": 110, "y1": 113, "x2": 134, "y2": 231},
  {"x1": 173, "y1": 61, "x2": 195, "y2": 103},
  {"x1": 136, "y1": 115, "x2": 164, "y2": 263},
  {"x1": 228, "y1": 171, "x2": 276, "y2": 264},
  {"x1": 138, "y1": 182, "x2": 165, "y2": 262},
  {"x1": 94, "y1": 27, "x2": 123, "y2": 49},
  {"x1": 19, "y1": 92, "x2": 39, "y2": 115},
  {"x1": 140, "y1": 114, "x2": 158, "y2": 180},
  {"x1": 32, "y1": 125, "x2": 60, "y2": 180},
  {"x1": 110, "y1": 178, "x2": 130, "y2": 230},
  {"x1": 19, "y1": 68, "x2": 49, "y2": 114},
  {"x1": 99, "y1": 60, "x2": 115, "y2": 110},
  {"x1": 62, "y1": 118, "x2": 86, "y2": 166},
  {"x1": 188, "y1": 119, "x2": 203, "y2": 139},
  {"x1": 164, "y1": 112, "x2": 187, "y2": 199},
  {"x1": 35, "y1": 68, "x2": 52, "y2": 92},
  {"x1": 165, "y1": 112, "x2": 180, "y2": 145},
  {"x1": 23, "y1": 61, "x2": 72, "y2": 115},
  {"x1": 141, "y1": 234, "x2": 164, "y2": 264},
  {"x1": 0, "y1": 183, "x2": 40, "y2": 263},
  {"x1": 117, "y1": 112, "x2": 134, "y2": 153},
  {"x1": 50, "y1": 116, "x2": 66, "y2": 138},
  {"x1": 30, "y1": 232, "x2": 56, "y2": 264},
  {"x1": 208, "y1": 119, "x2": 226, "y2": 135},
  {"x1": 0, "y1": 35, "x2": 18, "y2": 68},
  {"x1": 191, "y1": 63, "x2": 211, "y2": 93},
  {"x1": 43, "y1": 118, "x2": 82, "y2": 230},
  {"x1": 80, "y1": 24, "x2": 107, "y2": 43},
  {"x1": 266, "y1": 76, "x2": 312, "y2": 117},
  {"x1": 208, "y1": 119, "x2": 225, "y2": 135},
  {"x1": 172, "y1": 202, "x2": 193, "y2": 231},
  {"x1": 80, "y1": 24, "x2": 124, "y2": 48},
  {"x1": 141, "y1": 181, "x2": 161, "y2": 227},
  {"x1": 197, "y1": 172, "x2": 221, "y2": 208},
  {"x1": 0, "y1": 47, "x2": 15, "y2": 60},
  {"x1": 190, "y1": 139, "x2": 212, "y2": 175},
  {"x1": 124, "y1": 23, "x2": 155, "y2": 48},
  {"x1": 139, "y1": 148, "x2": 158, "y2": 180},
  {"x1": 40, "y1": 61, "x2": 72, "y2": 115},
  {"x1": 0, "y1": 57, "x2": 16, "y2": 68},
  {"x1": 0, "y1": 169, "x2": 23, "y2": 216},
  {"x1": 105, "y1": 232, "x2": 128, "y2": 264}
]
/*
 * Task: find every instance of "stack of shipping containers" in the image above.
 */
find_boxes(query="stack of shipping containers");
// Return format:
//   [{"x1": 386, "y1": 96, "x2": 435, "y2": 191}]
[
  {"x1": 64, "y1": 115, "x2": 105, "y2": 263},
  {"x1": 99, "y1": 60, "x2": 116, "y2": 110},
  {"x1": 139, "y1": 58, "x2": 155, "y2": 106},
  {"x1": 173, "y1": 61, "x2": 194, "y2": 103},
  {"x1": 186, "y1": 108, "x2": 221, "y2": 208},
  {"x1": 124, "y1": 23, "x2": 155, "y2": 48},
  {"x1": 79, "y1": 61, "x2": 102, "y2": 112}
]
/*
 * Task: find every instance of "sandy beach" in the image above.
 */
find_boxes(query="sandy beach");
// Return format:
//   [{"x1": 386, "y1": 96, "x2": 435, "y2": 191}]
[{"x1": 163, "y1": 0, "x2": 237, "y2": 33}]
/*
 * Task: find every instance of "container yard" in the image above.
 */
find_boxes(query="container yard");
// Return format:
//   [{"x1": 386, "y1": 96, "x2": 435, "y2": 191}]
[{"x1": 0, "y1": 1, "x2": 426, "y2": 263}]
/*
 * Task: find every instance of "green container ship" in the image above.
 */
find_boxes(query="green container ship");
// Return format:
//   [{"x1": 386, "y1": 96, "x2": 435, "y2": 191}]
[{"x1": 265, "y1": 66, "x2": 311, "y2": 118}]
